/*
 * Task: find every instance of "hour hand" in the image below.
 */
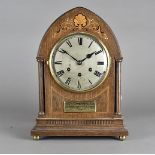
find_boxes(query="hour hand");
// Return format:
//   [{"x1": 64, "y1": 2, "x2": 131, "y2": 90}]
[
  {"x1": 59, "y1": 49, "x2": 78, "y2": 62},
  {"x1": 80, "y1": 52, "x2": 95, "y2": 62},
  {"x1": 86, "y1": 52, "x2": 95, "y2": 58}
]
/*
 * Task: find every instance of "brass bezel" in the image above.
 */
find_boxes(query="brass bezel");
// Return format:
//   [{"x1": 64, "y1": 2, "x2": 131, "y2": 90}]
[{"x1": 48, "y1": 32, "x2": 111, "y2": 93}]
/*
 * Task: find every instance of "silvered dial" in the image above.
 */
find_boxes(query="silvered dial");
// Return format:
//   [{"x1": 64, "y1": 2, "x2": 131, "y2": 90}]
[{"x1": 49, "y1": 33, "x2": 110, "y2": 92}]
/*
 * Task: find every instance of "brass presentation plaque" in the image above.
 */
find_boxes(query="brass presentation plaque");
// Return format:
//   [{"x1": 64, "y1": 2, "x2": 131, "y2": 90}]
[{"x1": 64, "y1": 101, "x2": 96, "y2": 112}]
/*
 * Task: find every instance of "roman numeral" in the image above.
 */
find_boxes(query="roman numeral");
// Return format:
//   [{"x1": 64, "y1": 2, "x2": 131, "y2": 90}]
[
  {"x1": 58, "y1": 49, "x2": 67, "y2": 53},
  {"x1": 57, "y1": 70, "x2": 64, "y2": 77},
  {"x1": 66, "y1": 40, "x2": 72, "y2": 47},
  {"x1": 95, "y1": 50, "x2": 102, "y2": 55},
  {"x1": 88, "y1": 79, "x2": 92, "y2": 84},
  {"x1": 77, "y1": 80, "x2": 81, "y2": 89},
  {"x1": 88, "y1": 41, "x2": 93, "y2": 48},
  {"x1": 97, "y1": 61, "x2": 104, "y2": 65},
  {"x1": 54, "y1": 61, "x2": 62, "y2": 64},
  {"x1": 65, "y1": 77, "x2": 71, "y2": 85},
  {"x1": 94, "y1": 70, "x2": 102, "y2": 77},
  {"x1": 78, "y1": 37, "x2": 82, "y2": 45}
]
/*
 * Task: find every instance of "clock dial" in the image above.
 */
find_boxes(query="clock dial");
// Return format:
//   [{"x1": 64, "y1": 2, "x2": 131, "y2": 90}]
[{"x1": 49, "y1": 33, "x2": 110, "y2": 92}]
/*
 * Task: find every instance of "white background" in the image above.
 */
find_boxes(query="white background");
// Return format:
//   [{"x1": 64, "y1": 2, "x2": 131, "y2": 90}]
[{"x1": 0, "y1": 0, "x2": 155, "y2": 153}]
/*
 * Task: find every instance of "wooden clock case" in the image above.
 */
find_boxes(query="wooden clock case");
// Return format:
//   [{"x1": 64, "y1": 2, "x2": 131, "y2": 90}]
[{"x1": 31, "y1": 7, "x2": 128, "y2": 140}]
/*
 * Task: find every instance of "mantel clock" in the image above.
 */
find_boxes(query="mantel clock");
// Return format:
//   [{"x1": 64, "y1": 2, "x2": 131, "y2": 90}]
[{"x1": 31, "y1": 7, "x2": 128, "y2": 140}]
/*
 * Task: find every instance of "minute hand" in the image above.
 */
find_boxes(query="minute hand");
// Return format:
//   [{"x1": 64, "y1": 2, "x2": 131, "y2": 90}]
[
  {"x1": 60, "y1": 49, "x2": 78, "y2": 62},
  {"x1": 80, "y1": 52, "x2": 95, "y2": 62}
]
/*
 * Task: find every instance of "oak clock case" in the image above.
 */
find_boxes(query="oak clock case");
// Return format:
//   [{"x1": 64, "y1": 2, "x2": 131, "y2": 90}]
[{"x1": 31, "y1": 7, "x2": 128, "y2": 140}]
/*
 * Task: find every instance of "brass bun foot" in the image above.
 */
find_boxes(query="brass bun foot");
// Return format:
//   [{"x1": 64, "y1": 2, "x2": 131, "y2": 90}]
[
  {"x1": 33, "y1": 136, "x2": 40, "y2": 140},
  {"x1": 118, "y1": 135, "x2": 126, "y2": 141}
]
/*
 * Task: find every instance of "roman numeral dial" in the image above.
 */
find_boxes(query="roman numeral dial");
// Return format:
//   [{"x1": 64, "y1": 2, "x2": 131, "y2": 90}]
[
  {"x1": 77, "y1": 80, "x2": 81, "y2": 89},
  {"x1": 54, "y1": 61, "x2": 62, "y2": 64},
  {"x1": 65, "y1": 77, "x2": 71, "y2": 85},
  {"x1": 66, "y1": 40, "x2": 72, "y2": 47},
  {"x1": 97, "y1": 61, "x2": 104, "y2": 65},
  {"x1": 78, "y1": 37, "x2": 83, "y2": 45},
  {"x1": 94, "y1": 70, "x2": 102, "y2": 77},
  {"x1": 95, "y1": 50, "x2": 102, "y2": 55},
  {"x1": 88, "y1": 41, "x2": 93, "y2": 48},
  {"x1": 50, "y1": 33, "x2": 110, "y2": 92},
  {"x1": 57, "y1": 70, "x2": 64, "y2": 77}
]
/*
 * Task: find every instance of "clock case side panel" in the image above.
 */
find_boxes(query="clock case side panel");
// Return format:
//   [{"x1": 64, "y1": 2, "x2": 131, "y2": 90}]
[
  {"x1": 115, "y1": 59, "x2": 122, "y2": 115},
  {"x1": 35, "y1": 58, "x2": 52, "y2": 118},
  {"x1": 37, "y1": 59, "x2": 45, "y2": 117}
]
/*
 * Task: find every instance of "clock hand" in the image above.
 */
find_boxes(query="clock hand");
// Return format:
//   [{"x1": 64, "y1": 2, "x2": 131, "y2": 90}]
[
  {"x1": 86, "y1": 52, "x2": 95, "y2": 58},
  {"x1": 60, "y1": 49, "x2": 78, "y2": 62},
  {"x1": 80, "y1": 52, "x2": 95, "y2": 62}
]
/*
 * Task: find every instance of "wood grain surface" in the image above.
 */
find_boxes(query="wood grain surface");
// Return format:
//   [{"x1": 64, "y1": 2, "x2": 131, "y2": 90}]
[{"x1": 31, "y1": 7, "x2": 128, "y2": 138}]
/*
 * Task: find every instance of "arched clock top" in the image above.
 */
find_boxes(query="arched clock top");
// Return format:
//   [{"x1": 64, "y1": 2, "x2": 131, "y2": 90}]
[{"x1": 37, "y1": 7, "x2": 122, "y2": 61}]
